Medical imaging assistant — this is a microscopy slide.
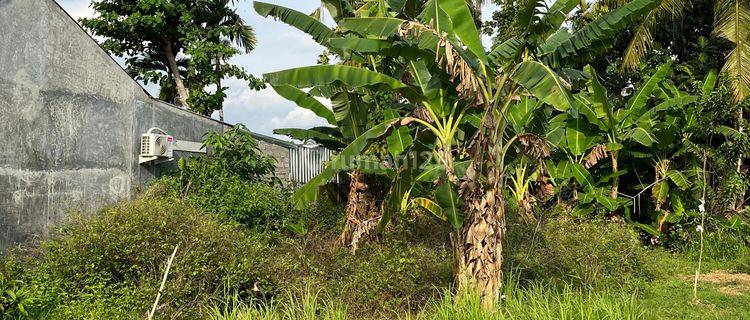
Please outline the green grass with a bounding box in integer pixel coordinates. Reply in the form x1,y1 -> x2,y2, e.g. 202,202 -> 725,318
205,252 -> 750,320
639,250 -> 750,320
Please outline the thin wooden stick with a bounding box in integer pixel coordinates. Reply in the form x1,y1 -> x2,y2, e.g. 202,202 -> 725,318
692,152 -> 707,303
148,244 -> 179,320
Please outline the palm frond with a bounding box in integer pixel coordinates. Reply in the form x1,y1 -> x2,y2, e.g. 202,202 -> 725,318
622,0 -> 688,71
714,0 -> 750,102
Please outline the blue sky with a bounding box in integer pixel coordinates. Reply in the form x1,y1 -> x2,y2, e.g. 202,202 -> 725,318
57,0 -> 499,139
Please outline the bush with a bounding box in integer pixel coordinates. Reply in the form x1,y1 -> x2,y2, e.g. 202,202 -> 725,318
234,215 -> 453,318
160,168 -> 293,230
505,215 -> 651,290
7,186 -> 271,319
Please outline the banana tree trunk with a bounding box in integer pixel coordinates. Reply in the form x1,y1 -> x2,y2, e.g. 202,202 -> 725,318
610,150 -> 619,199
455,165 -> 505,309
733,108 -> 745,212
340,170 -> 382,253
163,38 -> 189,108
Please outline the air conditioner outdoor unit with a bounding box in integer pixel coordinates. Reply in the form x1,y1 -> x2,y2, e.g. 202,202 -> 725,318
139,128 -> 173,164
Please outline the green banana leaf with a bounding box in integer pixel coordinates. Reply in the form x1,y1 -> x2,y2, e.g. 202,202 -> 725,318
513,61 -> 578,115
489,37 -> 525,67
583,65 -> 616,129
265,65 -> 407,90
546,0 -> 659,63
436,182 -> 463,229
701,69 -> 718,101
273,127 -> 346,150
625,62 -> 672,118
436,0 -> 487,64
626,126 -> 657,147
565,116 -> 598,156
271,85 -> 336,125
292,118 -> 401,208
546,113 -> 568,147
339,17 -> 406,39
508,95 -> 541,133
386,126 -> 414,159
570,163 -> 595,191
331,92 -> 368,139
329,37 -> 393,53
254,2 -> 334,46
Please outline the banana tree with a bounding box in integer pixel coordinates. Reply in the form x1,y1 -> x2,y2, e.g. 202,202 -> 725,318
546,62 -> 696,218
256,0 -> 659,308
256,1 -> 423,251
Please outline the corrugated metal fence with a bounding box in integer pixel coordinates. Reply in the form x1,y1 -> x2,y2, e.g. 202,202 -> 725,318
289,145 -> 339,184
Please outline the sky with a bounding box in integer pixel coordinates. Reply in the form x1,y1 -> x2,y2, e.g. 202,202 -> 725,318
56,0 -> 499,139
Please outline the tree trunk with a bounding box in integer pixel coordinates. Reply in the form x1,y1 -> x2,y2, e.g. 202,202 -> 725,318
215,55 -> 224,121
610,151 -> 619,199
162,38 -> 189,108
455,164 -> 505,309
340,170 -> 383,254
732,107 -> 744,212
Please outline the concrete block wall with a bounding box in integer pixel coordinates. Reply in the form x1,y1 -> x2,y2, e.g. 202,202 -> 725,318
0,0 -> 292,249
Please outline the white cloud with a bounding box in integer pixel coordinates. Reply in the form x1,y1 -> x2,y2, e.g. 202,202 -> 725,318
57,0 -> 95,20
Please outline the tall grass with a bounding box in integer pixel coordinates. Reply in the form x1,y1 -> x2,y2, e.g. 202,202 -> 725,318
208,277 -> 644,320
206,283 -> 348,320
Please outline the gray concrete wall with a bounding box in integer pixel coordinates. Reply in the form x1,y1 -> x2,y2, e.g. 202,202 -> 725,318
0,0 -> 291,249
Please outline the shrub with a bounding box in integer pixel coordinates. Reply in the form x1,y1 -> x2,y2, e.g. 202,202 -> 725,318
505,215 -> 651,289
200,124 -> 276,181
252,216 -> 454,318
160,169 -> 293,230
9,186 -> 271,319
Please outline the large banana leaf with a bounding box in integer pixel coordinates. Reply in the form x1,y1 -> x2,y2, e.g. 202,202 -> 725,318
701,69 -> 718,101
421,0 -> 454,33
570,163 -> 595,192
273,128 -> 346,150
320,0 -> 355,22
513,61 -> 578,115
265,65 -> 407,90
292,119 -> 400,208
271,85 -> 336,125
540,0 -> 581,33
546,113 -> 568,147
254,2 -> 334,46
583,65 -> 615,129
626,126 -> 657,147
508,95 -> 541,133
625,62 -> 672,117
636,95 -> 698,124
488,37 -> 526,67
436,182 -> 462,229
566,116 -> 598,156
436,0 -> 488,64
339,17 -> 406,39
386,126 -> 414,159
329,37 -> 393,53
546,0 -> 659,64
331,92 -> 368,139
408,60 -> 442,106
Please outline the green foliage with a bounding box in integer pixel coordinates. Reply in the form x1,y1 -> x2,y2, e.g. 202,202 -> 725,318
4,187 -> 270,319
81,0 -> 264,114
200,124 -> 277,180
505,216 -> 651,290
